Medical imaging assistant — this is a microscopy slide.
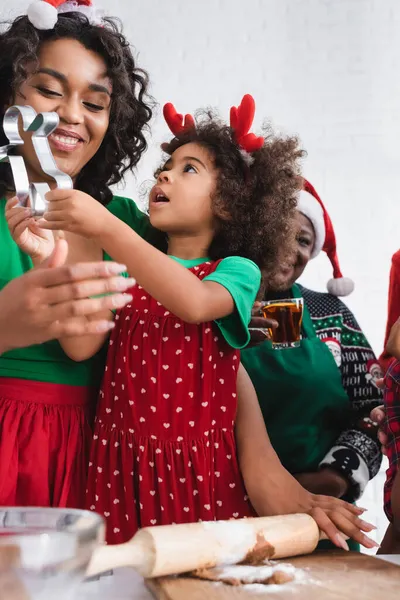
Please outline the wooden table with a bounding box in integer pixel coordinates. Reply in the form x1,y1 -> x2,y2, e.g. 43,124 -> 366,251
78,553 -> 400,599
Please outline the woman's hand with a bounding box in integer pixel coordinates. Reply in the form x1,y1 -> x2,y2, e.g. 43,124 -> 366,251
248,301 -> 278,347
295,468 -> 349,498
5,197 -> 55,264
39,189 -> 111,240
0,239 -> 133,354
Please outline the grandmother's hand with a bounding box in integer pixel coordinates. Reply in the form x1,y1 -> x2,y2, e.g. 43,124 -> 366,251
247,301 -> 278,347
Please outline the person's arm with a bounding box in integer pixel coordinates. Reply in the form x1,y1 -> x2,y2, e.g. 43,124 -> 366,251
235,363 -> 316,516
383,362 -> 400,550
40,190 -> 261,324
60,196 -> 154,361
380,250 -> 400,372
386,318 -> 400,361
0,239 -> 133,353
235,364 -> 377,550
60,253 -> 260,361
378,368 -> 400,554
317,302 -> 383,501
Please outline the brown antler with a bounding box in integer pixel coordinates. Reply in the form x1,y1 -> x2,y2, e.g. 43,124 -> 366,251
163,103 -> 195,137
230,94 -> 264,153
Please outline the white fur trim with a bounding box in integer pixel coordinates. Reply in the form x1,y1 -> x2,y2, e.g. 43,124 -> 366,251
27,1 -> 58,30
327,276 -> 355,297
58,2 -> 104,25
297,189 -> 325,258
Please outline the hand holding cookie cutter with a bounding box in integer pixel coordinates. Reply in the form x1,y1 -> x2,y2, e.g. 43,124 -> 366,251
0,105 -> 73,216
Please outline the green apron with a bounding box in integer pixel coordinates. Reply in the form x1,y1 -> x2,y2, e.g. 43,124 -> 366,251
241,284 -> 358,551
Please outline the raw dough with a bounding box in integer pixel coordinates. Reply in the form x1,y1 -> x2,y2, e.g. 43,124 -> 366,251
191,563 -> 298,586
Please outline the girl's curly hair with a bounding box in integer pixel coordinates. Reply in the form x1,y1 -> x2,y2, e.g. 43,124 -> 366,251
160,112 -> 305,274
0,12 -> 153,204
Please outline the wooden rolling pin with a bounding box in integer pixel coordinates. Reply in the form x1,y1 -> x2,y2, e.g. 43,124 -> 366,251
86,513 -> 320,579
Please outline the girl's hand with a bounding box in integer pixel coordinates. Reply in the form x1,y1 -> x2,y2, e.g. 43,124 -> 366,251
5,197 -> 55,264
308,494 -> 378,550
39,189 -> 110,240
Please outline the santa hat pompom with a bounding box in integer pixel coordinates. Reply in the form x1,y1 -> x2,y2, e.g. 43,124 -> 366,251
327,276 -> 355,297
297,180 -> 355,297
27,0 -> 59,30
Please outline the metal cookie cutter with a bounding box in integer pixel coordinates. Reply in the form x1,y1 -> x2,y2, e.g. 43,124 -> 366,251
0,105 -> 73,216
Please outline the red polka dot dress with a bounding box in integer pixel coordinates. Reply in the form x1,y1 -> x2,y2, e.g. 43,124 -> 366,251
86,260 -> 256,543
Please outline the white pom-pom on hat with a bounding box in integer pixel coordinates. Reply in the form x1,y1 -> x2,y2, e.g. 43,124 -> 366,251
27,0 -> 98,31
297,180 -> 355,297
327,276 -> 354,297
27,0 -> 59,30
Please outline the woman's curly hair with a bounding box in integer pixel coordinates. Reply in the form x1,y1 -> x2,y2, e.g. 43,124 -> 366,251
160,111 -> 305,274
0,12 -> 153,204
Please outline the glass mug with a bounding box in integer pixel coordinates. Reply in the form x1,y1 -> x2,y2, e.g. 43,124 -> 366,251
249,298 -> 304,349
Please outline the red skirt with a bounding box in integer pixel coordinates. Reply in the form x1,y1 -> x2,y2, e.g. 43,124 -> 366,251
0,377 -> 95,508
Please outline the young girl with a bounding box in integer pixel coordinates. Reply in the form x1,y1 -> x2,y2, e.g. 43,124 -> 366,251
39,96 -> 376,550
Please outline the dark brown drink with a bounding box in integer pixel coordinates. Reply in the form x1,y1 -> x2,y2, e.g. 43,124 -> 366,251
261,299 -> 303,348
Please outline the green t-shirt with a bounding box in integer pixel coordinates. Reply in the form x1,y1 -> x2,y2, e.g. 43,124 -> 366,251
0,195 -> 153,386
171,256 -> 261,349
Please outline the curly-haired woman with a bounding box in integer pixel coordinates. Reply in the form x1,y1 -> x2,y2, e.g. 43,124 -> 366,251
0,4 -> 158,508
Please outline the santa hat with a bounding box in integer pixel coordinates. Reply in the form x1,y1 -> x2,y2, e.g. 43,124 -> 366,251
297,179 -> 355,297
27,0 -> 102,31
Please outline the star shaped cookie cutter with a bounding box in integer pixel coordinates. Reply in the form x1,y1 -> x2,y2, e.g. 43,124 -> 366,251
0,105 -> 73,216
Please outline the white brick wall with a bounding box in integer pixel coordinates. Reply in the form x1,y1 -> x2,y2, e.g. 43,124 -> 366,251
6,0 -> 398,547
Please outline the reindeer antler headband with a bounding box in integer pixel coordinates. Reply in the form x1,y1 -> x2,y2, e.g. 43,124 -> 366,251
163,94 -> 264,165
